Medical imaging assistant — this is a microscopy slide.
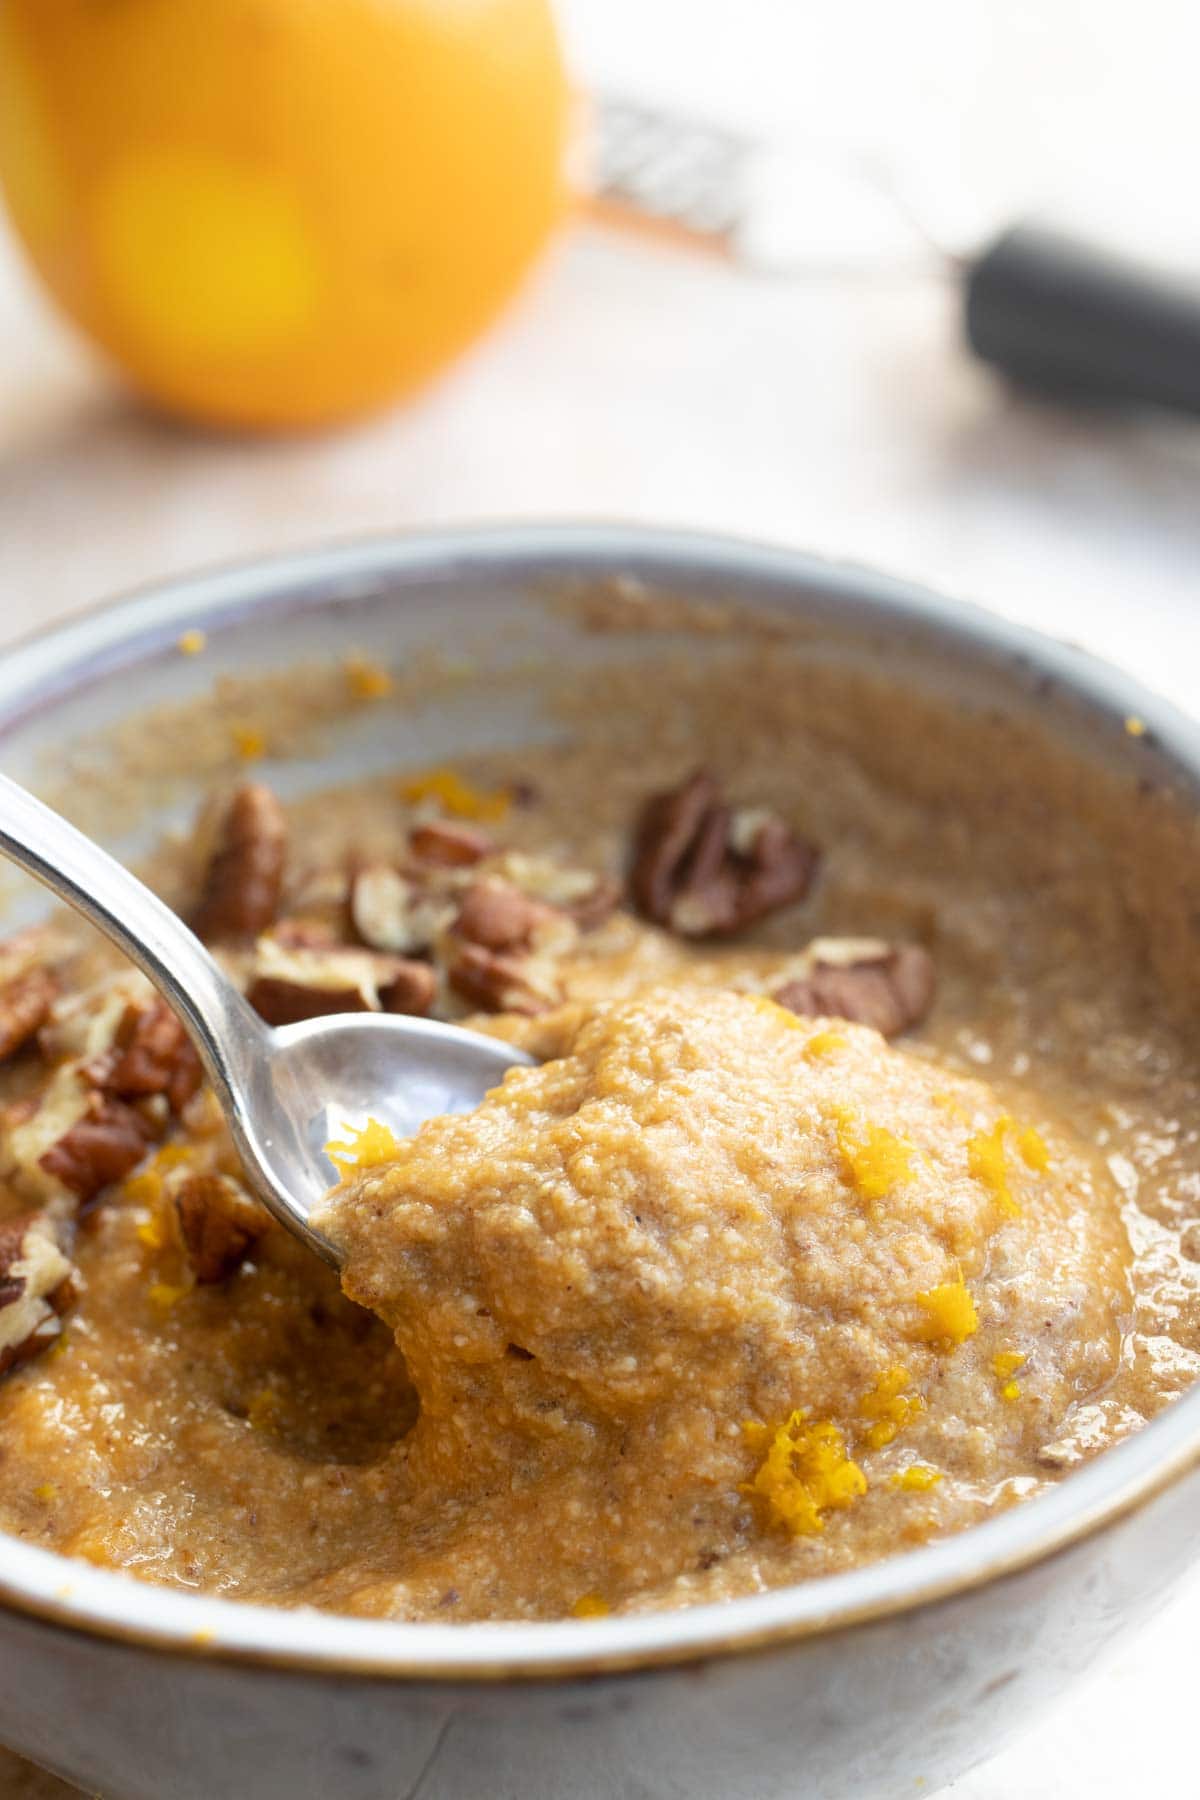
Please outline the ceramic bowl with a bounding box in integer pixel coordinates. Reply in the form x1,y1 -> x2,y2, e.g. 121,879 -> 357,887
0,524 -> 1197,1800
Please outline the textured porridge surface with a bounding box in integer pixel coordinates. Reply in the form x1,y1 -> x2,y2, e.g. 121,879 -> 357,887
0,639 -> 1197,1620
318,988 -> 1128,1617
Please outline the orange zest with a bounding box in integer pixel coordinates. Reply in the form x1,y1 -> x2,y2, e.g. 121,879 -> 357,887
325,1117 -> 403,1177
400,767 -> 511,823
859,1365 -> 925,1450
833,1106 -> 913,1203
915,1275 -> 978,1348
743,1412 -> 867,1536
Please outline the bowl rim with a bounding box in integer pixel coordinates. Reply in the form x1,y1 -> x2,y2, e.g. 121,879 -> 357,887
1,517 -> 1199,1684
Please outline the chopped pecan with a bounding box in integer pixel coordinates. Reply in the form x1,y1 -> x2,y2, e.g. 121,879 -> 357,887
0,966 -> 58,1063
408,820 -> 493,867
38,1094 -> 158,1202
771,939 -> 935,1038
497,853 -> 622,931
630,769 -> 715,923
630,770 -> 818,938
349,865 -> 454,956
445,876 -> 575,1015
567,873 -> 623,932
247,942 -> 436,1025
0,1095 -> 38,1135
0,1211 -> 75,1375
453,877 -> 560,952
175,1172 -> 270,1283
379,961 -> 439,1017
0,1215 -> 30,1310
36,974 -> 143,1067
194,783 -> 287,942
0,926 -> 60,988
447,943 -> 561,1016
270,918 -> 341,952
85,1000 -> 202,1115
279,862 -> 350,918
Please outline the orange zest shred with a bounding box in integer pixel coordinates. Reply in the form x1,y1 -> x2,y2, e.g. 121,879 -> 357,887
152,1144 -> 196,1170
147,1280 -> 190,1311
231,725 -> 267,763
571,1592 -> 610,1619
400,766 -> 511,822
966,1117 -> 1020,1219
135,1215 -> 168,1251
832,1106 -> 913,1202
803,1028 -> 847,1061
747,995 -> 803,1029
859,1364 -> 925,1450
123,1168 -> 164,1206
344,653 -> 393,700
325,1116 -> 403,1177
890,1464 -> 943,1493
1016,1126 -> 1049,1173
993,1349 -> 1026,1401
915,1274 -> 979,1348
743,1412 -> 867,1536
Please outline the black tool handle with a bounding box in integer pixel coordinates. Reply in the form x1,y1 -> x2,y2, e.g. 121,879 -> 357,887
964,222 -> 1200,417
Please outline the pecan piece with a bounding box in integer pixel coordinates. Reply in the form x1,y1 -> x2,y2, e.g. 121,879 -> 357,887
380,961 -> 439,1017
270,918 -> 341,952
497,853 -> 622,931
38,1094 -> 158,1202
0,926 -> 61,988
36,974 -> 143,1067
194,783 -> 287,941
0,966 -> 58,1063
446,877 -> 573,1015
175,1172 -> 270,1283
630,770 -> 818,938
568,873 -> 623,932
246,942 -> 436,1025
349,865 -> 454,957
447,943 -> 561,1016
0,1215 -> 34,1310
771,939 -> 935,1038
85,1000 -> 202,1115
453,877 -> 560,951
0,1212 -> 75,1375
409,820 -> 493,867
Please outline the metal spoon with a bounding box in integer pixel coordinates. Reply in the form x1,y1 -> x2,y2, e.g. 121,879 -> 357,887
0,775 -> 531,1266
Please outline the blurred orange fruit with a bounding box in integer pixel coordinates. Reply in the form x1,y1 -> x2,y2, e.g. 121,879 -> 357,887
0,0 -> 568,430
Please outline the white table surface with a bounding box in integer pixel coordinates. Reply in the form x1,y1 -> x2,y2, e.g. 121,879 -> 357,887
2,4 -> 1200,1793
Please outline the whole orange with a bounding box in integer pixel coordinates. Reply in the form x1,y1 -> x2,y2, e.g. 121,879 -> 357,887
0,0 -> 568,429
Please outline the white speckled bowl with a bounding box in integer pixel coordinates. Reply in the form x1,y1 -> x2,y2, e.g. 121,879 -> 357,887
0,524 -> 1197,1800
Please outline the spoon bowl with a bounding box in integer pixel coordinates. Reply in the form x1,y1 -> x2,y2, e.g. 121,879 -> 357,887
0,773 -> 531,1264
236,1011 -> 531,1263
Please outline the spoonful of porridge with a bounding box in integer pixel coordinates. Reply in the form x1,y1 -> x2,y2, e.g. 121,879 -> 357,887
0,774 -> 530,1266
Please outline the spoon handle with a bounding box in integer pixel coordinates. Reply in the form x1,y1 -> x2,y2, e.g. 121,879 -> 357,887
0,773 -> 268,1099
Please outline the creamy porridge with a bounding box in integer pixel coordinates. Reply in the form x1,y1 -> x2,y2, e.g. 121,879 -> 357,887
0,642 -> 1196,1622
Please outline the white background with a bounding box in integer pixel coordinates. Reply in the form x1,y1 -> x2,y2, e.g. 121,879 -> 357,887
2,2 -> 1200,1793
